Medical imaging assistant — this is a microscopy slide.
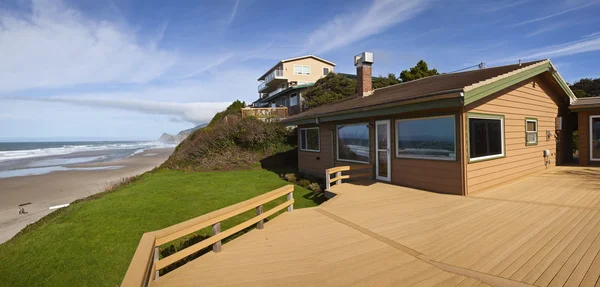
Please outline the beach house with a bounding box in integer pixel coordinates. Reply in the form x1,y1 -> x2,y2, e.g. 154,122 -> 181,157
251,55 -> 336,115
282,52 -> 597,196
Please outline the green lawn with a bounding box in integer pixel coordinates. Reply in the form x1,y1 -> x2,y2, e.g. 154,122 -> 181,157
0,169 -> 322,287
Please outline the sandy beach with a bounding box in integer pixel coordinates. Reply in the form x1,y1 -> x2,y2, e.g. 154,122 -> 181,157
0,148 -> 173,243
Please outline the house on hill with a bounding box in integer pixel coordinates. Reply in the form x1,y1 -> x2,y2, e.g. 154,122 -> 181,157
251,55 -> 336,115
282,52 -> 597,196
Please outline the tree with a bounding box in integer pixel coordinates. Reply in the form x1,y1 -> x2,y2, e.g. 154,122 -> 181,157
303,73 -> 356,109
400,60 -> 439,82
570,78 -> 600,98
372,73 -> 401,89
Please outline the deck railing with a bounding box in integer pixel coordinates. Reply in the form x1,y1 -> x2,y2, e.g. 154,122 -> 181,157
325,165 -> 373,191
121,185 -> 295,287
241,107 -> 288,121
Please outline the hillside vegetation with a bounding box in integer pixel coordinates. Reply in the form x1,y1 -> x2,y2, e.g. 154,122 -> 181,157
163,101 -> 295,171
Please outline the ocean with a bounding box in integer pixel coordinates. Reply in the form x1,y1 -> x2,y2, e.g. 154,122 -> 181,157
0,141 -> 175,179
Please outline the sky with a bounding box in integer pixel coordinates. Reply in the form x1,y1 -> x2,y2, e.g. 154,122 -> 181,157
0,0 -> 599,141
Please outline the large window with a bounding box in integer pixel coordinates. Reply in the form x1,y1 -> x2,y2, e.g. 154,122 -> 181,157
300,128 -> 320,152
526,118 -> 538,145
469,114 -> 505,162
290,94 -> 298,106
337,123 -> 370,163
396,115 -> 456,160
294,65 -> 311,75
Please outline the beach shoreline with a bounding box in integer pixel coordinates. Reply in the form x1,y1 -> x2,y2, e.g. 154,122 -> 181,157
0,148 -> 173,244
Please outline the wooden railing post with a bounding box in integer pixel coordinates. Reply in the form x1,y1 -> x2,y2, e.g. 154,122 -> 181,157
153,246 -> 160,280
256,205 -> 264,229
336,171 -> 342,185
212,222 -> 222,253
287,192 -> 293,212
325,171 -> 331,191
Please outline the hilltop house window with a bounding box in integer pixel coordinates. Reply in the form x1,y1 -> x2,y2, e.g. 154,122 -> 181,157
294,65 -> 311,75
469,114 -> 505,162
323,67 -> 330,75
526,118 -> 538,145
337,123 -> 370,163
290,94 -> 298,106
300,127 -> 320,152
396,115 -> 456,161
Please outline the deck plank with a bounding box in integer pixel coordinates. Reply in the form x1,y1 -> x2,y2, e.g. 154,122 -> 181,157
148,166 -> 600,287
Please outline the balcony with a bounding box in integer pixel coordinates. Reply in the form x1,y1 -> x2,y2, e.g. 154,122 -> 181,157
257,70 -> 285,92
241,107 -> 288,122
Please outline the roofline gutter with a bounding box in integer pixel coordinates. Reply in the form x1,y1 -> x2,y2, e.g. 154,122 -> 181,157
282,90 -> 463,126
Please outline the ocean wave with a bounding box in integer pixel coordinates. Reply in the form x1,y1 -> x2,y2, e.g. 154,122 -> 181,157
0,142 -> 175,162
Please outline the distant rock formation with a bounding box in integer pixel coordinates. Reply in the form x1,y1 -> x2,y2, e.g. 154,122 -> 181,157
158,123 -> 207,144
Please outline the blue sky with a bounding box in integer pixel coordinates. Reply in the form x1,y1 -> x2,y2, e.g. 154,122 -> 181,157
0,0 -> 599,141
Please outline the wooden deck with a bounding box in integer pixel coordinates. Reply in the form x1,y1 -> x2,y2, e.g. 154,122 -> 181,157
152,166 -> 600,287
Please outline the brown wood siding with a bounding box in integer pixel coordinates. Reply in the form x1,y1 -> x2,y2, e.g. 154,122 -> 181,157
297,123 -> 335,177
465,77 -> 566,194
297,108 -> 464,195
390,110 -> 463,195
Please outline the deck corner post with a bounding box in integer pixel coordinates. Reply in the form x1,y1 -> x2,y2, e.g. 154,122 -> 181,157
153,246 -> 160,280
256,205 -> 264,229
336,171 -> 342,185
325,171 -> 331,191
212,222 -> 222,253
287,191 -> 293,212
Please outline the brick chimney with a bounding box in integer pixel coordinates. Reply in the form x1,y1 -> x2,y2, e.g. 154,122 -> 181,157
355,52 -> 374,97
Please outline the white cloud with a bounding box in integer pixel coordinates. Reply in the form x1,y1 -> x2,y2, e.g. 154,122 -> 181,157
10,96 -> 230,124
508,2 -> 595,27
491,34 -> 600,64
303,0 -> 429,54
478,0 -> 530,13
228,0 -> 240,25
0,0 -> 179,92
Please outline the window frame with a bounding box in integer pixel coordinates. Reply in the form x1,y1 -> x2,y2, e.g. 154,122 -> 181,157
299,127 -> 320,153
591,115 -> 600,162
525,117 -> 538,146
395,115 -> 457,161
336,123 -> 370,164
289,93 -> 298,107
294,65 -> 311,75
467,113 -> 506,163
323,67 -> 330,75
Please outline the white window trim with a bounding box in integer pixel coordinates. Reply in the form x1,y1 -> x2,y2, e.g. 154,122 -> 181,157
469,115 -> 505,163
336,123 -> 370,164
591,115 -> 600,162
395,115 -> 457,161
294,65 -> 311,75
526,118 -> 538,145
300,127 -> 320,152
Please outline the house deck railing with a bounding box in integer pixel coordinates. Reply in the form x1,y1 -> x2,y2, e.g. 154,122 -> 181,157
121,185 -> 294,287
241,107 -> 288,121
325,165 -> 373,191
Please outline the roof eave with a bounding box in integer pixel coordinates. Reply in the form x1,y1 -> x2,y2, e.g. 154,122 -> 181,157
282,91 -> 463,126
463,60 -> 577,106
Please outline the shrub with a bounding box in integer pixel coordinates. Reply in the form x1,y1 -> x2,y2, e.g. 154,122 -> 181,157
163,115 -> 294,171
297,179 -> 311,188
283,173 -> 297,183
307,182 -> 322,193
